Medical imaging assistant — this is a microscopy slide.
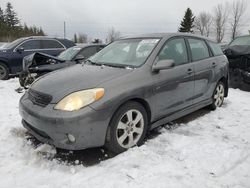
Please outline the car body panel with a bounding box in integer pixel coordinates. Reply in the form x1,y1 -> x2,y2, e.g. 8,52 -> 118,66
224,35 -> 250,89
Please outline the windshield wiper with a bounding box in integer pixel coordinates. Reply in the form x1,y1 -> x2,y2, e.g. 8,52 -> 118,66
82,59 -> 101,66
98,62 -> 128,69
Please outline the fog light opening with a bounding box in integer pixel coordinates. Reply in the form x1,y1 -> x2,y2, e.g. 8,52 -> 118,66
67,134 -> 76,143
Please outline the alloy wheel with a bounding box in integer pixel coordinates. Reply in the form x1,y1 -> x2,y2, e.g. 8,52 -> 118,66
116,109 -> 144,148
214,83 -> 225,107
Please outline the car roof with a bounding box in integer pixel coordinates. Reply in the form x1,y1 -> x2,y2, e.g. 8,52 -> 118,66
120,33 -> 215,42
75,43 -> 106,48
18,36 -> 76,48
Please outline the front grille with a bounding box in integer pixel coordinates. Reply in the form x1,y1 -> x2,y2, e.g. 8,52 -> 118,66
28,89 -> 52,107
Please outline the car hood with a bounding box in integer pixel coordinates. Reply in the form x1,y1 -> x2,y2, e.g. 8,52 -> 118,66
224,45 -> 250,58
31,64 -> 134,103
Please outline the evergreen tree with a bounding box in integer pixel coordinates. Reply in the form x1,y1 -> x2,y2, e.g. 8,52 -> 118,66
4,2 -> 19,27
0,7 -> 4,24
178,8 -> 195,33
0,7 -> 6,39
0,3 -> 45,41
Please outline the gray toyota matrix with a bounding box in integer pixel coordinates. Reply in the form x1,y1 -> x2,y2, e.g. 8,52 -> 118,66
19,33 -> 229,154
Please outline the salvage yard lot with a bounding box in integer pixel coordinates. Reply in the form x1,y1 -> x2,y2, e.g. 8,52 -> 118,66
0,79 -> 250,188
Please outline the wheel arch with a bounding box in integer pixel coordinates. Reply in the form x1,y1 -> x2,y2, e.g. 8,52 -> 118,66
110,97 -> 152,126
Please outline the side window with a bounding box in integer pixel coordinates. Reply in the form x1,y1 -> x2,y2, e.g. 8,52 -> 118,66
19,40 -> 41,50
188,38 -> 210,61
42,40 -> 64,49
208,41 -> 223,56
157,38 -> 188,66
79,47 -> 97,58
97,45 -> 105,52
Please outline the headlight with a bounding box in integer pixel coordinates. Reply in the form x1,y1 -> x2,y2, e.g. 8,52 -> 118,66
54,88 -> 104,111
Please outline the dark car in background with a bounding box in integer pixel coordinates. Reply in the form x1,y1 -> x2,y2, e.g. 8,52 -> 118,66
19,33 -> 229,154
0,36 -> 75,80
19,44 -> 106,88
224,35 -> 250,90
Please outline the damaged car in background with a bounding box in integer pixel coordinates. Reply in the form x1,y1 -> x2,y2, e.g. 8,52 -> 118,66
19,44 -> 106,88
224,35 -> 250,91
0,36 -> 75,80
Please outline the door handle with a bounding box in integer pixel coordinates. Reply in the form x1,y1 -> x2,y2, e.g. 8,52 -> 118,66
187,68 -> 193,75
212,62 -> 217,68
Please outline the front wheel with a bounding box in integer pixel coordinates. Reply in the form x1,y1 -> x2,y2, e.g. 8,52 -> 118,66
105,102 -> 148,154
0,63 -> 9,80
209,81 -> 225,110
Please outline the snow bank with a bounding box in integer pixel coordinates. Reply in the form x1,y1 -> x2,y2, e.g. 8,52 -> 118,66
0,79 -> 249,188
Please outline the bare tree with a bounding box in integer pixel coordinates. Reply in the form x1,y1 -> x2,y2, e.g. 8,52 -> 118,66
214,3 -> 228,43
229,0 -> 247,40
194,11 -> 213,37
106,27 -> 120,43
78,33 -> 88,43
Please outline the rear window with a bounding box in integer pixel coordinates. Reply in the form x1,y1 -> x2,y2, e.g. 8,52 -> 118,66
188,38 -> 210,61
42,40 -> 64,49
208,41 -> 223,56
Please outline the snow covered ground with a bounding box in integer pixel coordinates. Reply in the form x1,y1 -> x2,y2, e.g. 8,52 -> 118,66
0,79 -> 250,188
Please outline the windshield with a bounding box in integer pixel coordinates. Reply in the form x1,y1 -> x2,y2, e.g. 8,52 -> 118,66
3,38 -> 26,49
229,36 -> 250,46
58,46 -> 82,60
89,38 -> 160,67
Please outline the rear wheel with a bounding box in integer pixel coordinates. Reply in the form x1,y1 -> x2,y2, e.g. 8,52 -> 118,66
209,81 -> 225,110
105,102 -> 148,154
0,62 -> 9,80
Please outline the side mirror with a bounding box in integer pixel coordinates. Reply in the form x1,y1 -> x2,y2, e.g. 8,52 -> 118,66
152,59 -> 174,72
74,55 -> 85,62
16,47 -> 24,53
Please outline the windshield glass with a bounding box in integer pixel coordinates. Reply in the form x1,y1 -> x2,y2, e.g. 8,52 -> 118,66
89,38 -> 160,67
58,46 -> 82,60
229,36 -> 250,46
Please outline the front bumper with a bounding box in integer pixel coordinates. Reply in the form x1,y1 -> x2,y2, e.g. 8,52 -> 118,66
19,92 -> 111,150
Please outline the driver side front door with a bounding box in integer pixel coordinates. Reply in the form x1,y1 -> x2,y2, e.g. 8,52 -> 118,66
153,37 -> 195,120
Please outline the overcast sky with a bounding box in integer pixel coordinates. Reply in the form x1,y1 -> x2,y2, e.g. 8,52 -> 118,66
0,0 -> 249,42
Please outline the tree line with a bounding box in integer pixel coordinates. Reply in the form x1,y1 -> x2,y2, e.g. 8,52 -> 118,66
0,2 -> 45,42
72,27 -> 120,44
178,0 -> 248,43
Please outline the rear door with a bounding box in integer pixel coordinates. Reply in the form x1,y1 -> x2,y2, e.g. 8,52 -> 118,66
41,39 -> 65,56
186,37 -> 214,104
153,37 -> 195,119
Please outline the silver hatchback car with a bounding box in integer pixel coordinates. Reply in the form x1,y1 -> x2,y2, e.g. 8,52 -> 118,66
19,33 -> 229,154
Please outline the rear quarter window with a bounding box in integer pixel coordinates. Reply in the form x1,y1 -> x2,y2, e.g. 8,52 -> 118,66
208,41 -> 224,56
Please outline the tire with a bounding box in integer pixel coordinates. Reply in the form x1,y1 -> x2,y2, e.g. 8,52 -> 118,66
0,62 -> 9,80
19,71 -> 28,87
105,101 -> 148,154
209,81 -> 225,110
19,71 -> 35,89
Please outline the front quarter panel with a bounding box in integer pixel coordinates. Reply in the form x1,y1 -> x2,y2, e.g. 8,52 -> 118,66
89,66 -> 156,123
